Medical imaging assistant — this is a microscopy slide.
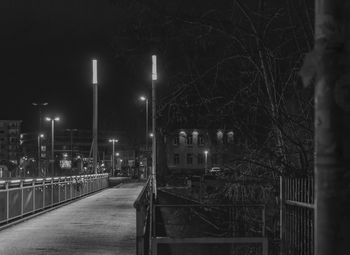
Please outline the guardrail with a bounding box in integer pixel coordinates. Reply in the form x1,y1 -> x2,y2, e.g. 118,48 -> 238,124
134,176 -> 152,255
152,203 -> 268,255
0,174 -> 109,225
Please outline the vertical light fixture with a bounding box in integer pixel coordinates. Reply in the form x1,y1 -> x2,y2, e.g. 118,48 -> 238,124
151,55 -> 157,197
92,59 -> 98,174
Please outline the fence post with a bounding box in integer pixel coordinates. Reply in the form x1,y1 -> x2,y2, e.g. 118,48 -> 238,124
280,175 -> 284,255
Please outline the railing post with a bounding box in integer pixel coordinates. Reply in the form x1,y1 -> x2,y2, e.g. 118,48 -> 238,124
262,205 -> 266,237
32,180 -> 35,212
6,182 -> 9,222
20,180 -> 24,217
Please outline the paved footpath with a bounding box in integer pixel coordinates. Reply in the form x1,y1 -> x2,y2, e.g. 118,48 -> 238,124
0,182 -> 144,255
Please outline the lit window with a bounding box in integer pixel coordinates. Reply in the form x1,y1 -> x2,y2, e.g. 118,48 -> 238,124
217,131 -> 223,143
227,131 -> 234,143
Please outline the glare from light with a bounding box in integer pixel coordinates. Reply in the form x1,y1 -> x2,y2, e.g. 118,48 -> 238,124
39,134 -> 44,138
116,152 -> 120,156
10,180 -> 21,183
54,117 -> 60,121
45,117 -> 51,121
92,59 -> 98,84
149,133 -> 154,137
140,96 -> 146,101
204,150 -> 209,155
152,55 -> 157,80
24,179 -> 33,182
109,139 -> 118,143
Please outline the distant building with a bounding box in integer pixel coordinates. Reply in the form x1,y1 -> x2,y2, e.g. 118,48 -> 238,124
165,129 -> 235,173
0,120 -> 22,164
20,129 -> 136,175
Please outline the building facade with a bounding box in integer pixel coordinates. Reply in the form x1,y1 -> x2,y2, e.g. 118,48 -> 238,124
0,120 -> 22,163
0,120 -> 22,177
165,129 -> 235,173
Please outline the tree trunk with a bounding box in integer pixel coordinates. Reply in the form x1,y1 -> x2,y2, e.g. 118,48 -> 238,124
312,0 -> 350,254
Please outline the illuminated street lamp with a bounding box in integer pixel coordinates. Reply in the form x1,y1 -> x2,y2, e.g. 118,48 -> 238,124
152,55 -> 157,197
204,150 -> 209,174
37,134 -> 44,177
139,96 -> 149,150
109,139 -> 118,176
92,59 -> 98,174
46,116 -> 60,176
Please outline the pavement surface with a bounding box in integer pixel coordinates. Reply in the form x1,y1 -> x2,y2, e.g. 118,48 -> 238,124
0,182 -> 144,255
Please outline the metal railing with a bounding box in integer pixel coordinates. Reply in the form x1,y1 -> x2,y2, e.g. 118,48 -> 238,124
134,176 -> 152,255
281,176 -> 314,255
0,173 -> 109,225
152,203 -> 268,255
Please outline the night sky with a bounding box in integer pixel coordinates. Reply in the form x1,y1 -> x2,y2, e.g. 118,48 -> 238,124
1,0 -> 155,139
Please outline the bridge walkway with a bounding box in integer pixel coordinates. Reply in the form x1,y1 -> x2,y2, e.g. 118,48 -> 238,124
0,182 -> 144,255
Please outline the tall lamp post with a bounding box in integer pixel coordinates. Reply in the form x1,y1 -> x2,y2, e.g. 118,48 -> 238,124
204,150 -> 209,174
139,95 -> 149,178
37,134 -> 44,177
46,117 -> 60,177
151,55 -> 157,197
109,139 -> 118,176
92,59 -> 98,174
66,129 -> 78,161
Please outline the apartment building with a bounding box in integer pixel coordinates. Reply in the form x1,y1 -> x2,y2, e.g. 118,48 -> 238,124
166,129 -> 235,173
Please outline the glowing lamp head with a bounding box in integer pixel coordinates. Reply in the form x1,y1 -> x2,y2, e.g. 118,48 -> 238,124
149,133 -> 154,137
116,153 -> 120,156
204,150 -> 209,155
152,55 -> 157,81
54,117 -> 60,121
140,96 -> 146,101
92,59 -> 98,84
45,117 -> 51,121
39,134 -> 44,138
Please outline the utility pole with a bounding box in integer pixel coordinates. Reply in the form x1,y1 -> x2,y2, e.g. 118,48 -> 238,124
92,59 -> 98,174
300,0 -> 350,253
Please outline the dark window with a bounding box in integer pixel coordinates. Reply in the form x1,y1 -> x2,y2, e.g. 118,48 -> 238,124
197,154 -> 204,165
186,153 -> 193,165
186,135 -> 193,145
198,135 -> 204,146
173,135 -> 179,145
173,154 -> 180,165
212,154 -> 218,165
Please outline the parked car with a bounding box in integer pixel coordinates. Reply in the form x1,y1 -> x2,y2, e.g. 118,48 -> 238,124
209,167 -> 222,175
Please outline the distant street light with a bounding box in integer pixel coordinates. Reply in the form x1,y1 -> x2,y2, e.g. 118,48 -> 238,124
46,116 -> 60,176
204,150 -> 209,174
109,139 -> 118,176
37,134 -> 44,177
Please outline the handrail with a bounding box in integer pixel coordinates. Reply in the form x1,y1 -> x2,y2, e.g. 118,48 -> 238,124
0,173 -> 109,225
134,176 -> 151,209
134,176 -> 152,255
